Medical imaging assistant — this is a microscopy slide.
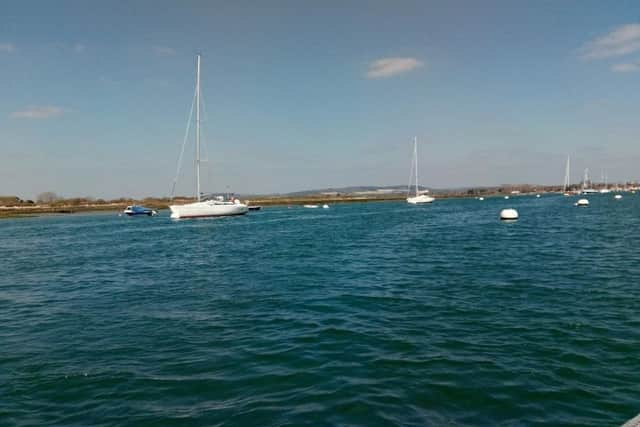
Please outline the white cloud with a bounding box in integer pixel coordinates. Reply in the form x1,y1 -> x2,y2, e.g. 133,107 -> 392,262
581,23 -> 640,60
153,46 -> 176,56
611,62 -> 640,73
366,57 -> 424,79
10,106 -> 66,119
0,43 -> 16,53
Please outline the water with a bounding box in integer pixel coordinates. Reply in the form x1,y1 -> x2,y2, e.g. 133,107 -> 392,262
2,195 -> 640,426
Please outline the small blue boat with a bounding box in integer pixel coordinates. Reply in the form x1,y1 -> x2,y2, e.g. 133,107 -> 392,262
123,205 -> 157,216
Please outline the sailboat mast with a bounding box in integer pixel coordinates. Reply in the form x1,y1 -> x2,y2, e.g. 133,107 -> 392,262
583,168 -> 589,190
414,136 -> 419,197
196,54 -> 201,202
563,155 -> 570,192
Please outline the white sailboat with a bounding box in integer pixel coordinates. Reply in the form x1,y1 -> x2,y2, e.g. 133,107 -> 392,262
406,136 -> 434,204
169,54 -> 248,219
599,170 -> 611,193
581,168 -> 598,194
563,155 -> 571,196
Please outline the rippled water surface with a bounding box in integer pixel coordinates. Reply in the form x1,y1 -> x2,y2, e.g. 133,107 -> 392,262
2,195 -> 640,426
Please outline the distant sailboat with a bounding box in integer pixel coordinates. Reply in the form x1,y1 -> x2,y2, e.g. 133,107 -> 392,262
599,170 -> 611,193
406,136 -> 434,204
169,54 -> 248,219
563,155 -> 571,196
581,168 -> 598,195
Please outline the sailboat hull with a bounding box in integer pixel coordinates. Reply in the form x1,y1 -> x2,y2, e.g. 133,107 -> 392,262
407,195 -> 435,204
169,201 -> 248,219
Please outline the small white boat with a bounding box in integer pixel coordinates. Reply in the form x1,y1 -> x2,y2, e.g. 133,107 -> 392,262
322,204 -> 329,209
303,204 -> 319,209
614,194 -> 622,200
123,205 -> 157,216
576,198 -> 589,207
406,136 -> 435,204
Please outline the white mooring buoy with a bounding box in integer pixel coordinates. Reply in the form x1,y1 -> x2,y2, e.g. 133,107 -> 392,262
576,198 -> 589,207
500,208 -> 519,221
479,197 -> 485,201
614,194 -> 622,200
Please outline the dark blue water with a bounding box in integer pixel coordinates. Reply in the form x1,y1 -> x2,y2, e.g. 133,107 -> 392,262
2,195 -> 640,426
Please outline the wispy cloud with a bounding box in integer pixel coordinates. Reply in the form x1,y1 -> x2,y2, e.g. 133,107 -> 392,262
10,106 -> 66,119
153,46 -> 176,56
0,43 -> 16,53
366,57 -> 424,79
581,23 -> 640,60
611,62 -> 640,73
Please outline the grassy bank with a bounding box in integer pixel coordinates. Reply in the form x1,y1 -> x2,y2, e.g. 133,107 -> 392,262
0,191 -> 557,219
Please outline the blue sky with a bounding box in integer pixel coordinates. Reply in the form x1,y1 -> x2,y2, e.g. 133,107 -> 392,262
2,0 -> 640,199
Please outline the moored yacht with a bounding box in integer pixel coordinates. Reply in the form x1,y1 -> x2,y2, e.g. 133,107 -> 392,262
407,136 -> 435,204
123,205 -> 157,216
581,168 -> 598,194
169,54 -> 248,219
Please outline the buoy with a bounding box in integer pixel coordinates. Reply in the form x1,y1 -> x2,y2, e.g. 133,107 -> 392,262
614,194 -> 622,200
536,194 -> 541,198
576,198 -> 589,207
500,208 -> 519,221
504,196 -> 509,200
479,197 -> 484,201
322,204 -> 329,209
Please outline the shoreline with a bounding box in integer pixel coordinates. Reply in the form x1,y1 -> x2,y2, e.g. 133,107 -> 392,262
0,192 -> 561,219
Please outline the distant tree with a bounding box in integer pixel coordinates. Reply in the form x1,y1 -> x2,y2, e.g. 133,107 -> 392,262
37,192 -> 60,204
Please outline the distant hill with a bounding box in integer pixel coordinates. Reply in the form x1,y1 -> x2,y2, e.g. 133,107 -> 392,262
281,185 -> 407,197
236,183 -> 558,199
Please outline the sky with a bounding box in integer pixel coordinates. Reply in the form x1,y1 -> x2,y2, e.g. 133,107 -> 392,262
1,0 -> 640,199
